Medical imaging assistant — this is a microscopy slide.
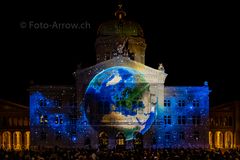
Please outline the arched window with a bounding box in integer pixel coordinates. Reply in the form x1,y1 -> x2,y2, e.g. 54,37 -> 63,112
215,131 -> 223,148
116,132 -> 126,147
13,131 -> 22,151
98,131 -> 109,149
225,131 -> 233,148
24,131 -> 30,150
2,131 -> 11,150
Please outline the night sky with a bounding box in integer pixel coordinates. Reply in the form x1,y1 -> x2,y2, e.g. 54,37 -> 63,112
1,1 -> 239,107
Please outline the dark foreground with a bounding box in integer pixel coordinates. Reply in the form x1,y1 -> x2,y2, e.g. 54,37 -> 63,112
1,148 -> 240,160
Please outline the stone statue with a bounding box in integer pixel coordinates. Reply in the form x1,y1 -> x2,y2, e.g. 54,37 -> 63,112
158,63 -> 165,72
113,37 -> 128,57
116,37 -> 128,55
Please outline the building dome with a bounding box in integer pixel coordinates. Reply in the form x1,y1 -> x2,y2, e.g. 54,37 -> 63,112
97,20 -> 144,37
95,4 -> 146,64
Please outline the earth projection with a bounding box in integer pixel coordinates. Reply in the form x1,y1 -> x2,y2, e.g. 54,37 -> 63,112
84,66 -> 155,140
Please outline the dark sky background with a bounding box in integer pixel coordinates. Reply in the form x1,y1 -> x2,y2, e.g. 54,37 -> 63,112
1,1 -> 239,107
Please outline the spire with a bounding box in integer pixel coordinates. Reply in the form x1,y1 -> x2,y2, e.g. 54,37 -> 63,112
114,3 -> 126,20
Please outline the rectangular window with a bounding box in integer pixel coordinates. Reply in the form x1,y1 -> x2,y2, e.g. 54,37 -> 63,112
192,116 -> 201,125
70,114 -> 77,125
178,100 -> 185,107
193,131 -> 200,141
168,116 -> 171,124
164,116 -> 171,124
55,115 -> 63,124
179,132 -> 185,140
56,131 -> 62,140
40,131 -> 46,141
44,115 -> 48,124
55,115 -> 59,124
164,100 -> 171,107
178,116 -> 186,125
165,132 -> 171,140
39,99 -> 47,107
192,116 -> 196,125
193,100 -> 200,107
59,115 -> 63,124
117,139 -> 125,145
154,119 -> 161,125
58,100 -> 62,107
197,116 -> 201,125
182,116 -> 186,124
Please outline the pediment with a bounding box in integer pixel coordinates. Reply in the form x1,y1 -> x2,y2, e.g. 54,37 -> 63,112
75,56 -> 167,85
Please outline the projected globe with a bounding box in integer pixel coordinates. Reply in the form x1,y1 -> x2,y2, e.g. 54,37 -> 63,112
84,66 -> 155,140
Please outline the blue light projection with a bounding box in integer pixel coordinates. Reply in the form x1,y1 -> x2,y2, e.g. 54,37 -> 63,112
83,66 -> 155,140
154,86 -> 210,148
30,92 -> 78,143
30,81 -> 209,148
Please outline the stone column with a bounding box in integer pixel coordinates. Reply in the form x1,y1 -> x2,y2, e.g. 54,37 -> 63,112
212,131 -> 215,148
223,131 -> 225,148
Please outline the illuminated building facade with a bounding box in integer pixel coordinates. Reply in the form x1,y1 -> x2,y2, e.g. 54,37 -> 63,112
0,100 -> 30,151
209,101 -> 240,149
30,5 -> 210,149
29,86 -> 77,148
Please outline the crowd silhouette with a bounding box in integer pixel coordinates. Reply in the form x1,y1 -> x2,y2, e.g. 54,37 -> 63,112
1,147 -> 240,160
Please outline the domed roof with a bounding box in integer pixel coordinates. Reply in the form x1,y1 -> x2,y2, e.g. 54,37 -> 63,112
97,20 -> 144,37
97,4 -> 144,37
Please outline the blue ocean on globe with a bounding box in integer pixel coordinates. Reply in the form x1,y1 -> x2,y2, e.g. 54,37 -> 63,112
84,66 -> 155,140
